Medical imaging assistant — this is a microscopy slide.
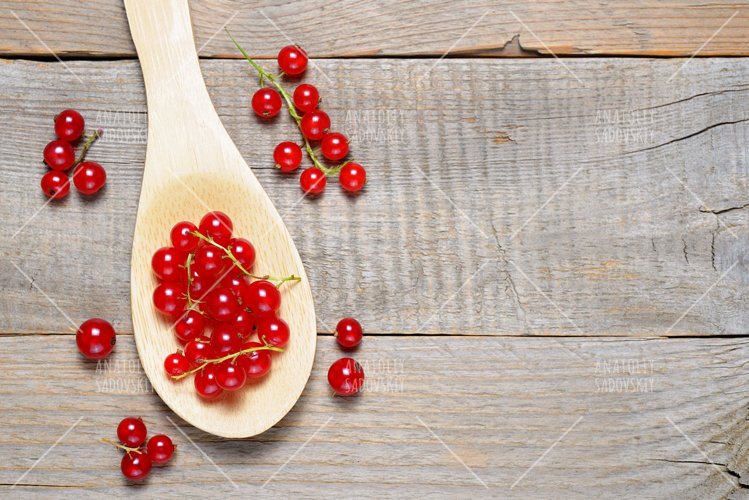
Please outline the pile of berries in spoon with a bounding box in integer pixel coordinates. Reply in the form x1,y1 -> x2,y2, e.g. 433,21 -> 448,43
226,30 -> 367,195
153,211 -> 300,399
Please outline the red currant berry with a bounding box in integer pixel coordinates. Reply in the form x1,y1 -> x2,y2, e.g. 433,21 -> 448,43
193,245 -> 225,278
170,221 -> 199,252
188,273 -> 216,301
194,364 -> 223,399
273,142 -> 303,172
228,237 -> 255,270
278,45 -> 308,76
328,357 -> 365,396
236,342 -> 272,379
339,163 -> 366,193
210,324 -> 243,355
252,88 -> 283,118
293,84 -> 319,113
72,161 -> 106,195
151,246 -> 186,282
153,281 -> 187,316
164,352 -> 190,377
219,272 -> 249,299
117,417 -> 148,447
215,360 -> 247,391
199,211 -> 233,246
300,110 -> 330,141
174,310 -> 205,343
121,450 -> 152,481
40,171 -> 70,199
320,132 -> 349,161
76,318 -> 116,359
300,167 -> 326,195
204,287 -> 239,322
335,317 -> 363,349
54,109 -> 85,141
257,316 -> 290,348
43,140 -> 75,171
146,434 -> 175,464
184,337 -> 214,367
230,308 -> 256,336
242,280 -> 281,316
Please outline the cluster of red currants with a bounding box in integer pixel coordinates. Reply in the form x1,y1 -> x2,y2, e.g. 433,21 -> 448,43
328,318 -> 366,396
153,211 -> 299,399
101,417 -> 174,481
227,30 -> 367,195
41,109 -> 106,199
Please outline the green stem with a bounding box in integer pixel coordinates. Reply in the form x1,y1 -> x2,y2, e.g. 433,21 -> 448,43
171,344 -> 284,380
183,253 -> 202,312
74,129 -> 102,166
100,437 -> 141,456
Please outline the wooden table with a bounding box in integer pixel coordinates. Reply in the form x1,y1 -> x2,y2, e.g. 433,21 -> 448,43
2,2 -> 749,497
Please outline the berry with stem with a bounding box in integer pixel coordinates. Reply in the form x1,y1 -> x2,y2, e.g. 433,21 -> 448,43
171,343 -> 282,380
121,450 -> 152,480
43,140 -> 75,171
194,364 -> 223,399
204,287 -> 239,322
54,109 -> 85,141
153,281 -> 187,316
174,310 -> 205,343
236,342 -> 273,379
321,132 -> 349,161
300,110 -> 330,141
273,142 -> 303,172
242,279 -> 282,316
339,162 -> 367,193
277,45 -> 308,76
73,161 -> 106,195
252,88 -> 283,118
198,211 -> 233,246
40,171 -> 70,199
151,246 -> 186,282
292,83 -> 319,114
227,237 -> 256,271
257,316 -> 290,348
164,352 -> 190,377
300,167 -> 326,194
210,324 -> 243,355
184,337 -> 215,367
215,360 -> 247,391
117,417 -> 148,447
170,221 -> 200,252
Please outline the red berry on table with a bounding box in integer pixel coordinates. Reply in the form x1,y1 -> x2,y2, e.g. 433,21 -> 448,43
146,434 -> 175,464
277,45 -> 308,76
76,318 -> 116,359
153,281 -> 187,316
242,279 -> 281,316
300,109 -> 330,140
40,171 -> 70,199
293,83 -> 319,113
184,337 -> 214,367
193,245 -> 225,278
43,140 -> 75,171
210,324 -> 243,355
237,342 -> 272,378
54,109 -> 85,142
300,167 -> 326,194
328,357 -> 365,396
194,364 -> 223,399
198,211 -> 233,246
151,246 -> 186,282
164,352 -> 190,377
174,310 -> 205,343
320,132 -> 349,161
204,287 -> 239,322
252,87 -> 283,118
117,417 -> 148,447
339,163 -> 366,193
227,237 -> 255,270
121,450 -> 152,481
215,360 -> 247,391
273,142 -> 303,172
257,316 -> 290,348
170,221 -> 199,252
335,317 -> 363,349
72,161 -> 106,195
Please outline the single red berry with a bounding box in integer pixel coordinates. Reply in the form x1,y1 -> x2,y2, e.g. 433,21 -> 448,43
257,316 -> 290,348
43,140 -> 75,171
188,273 -> 218,302
328,357 -> 365,396
170,221 -> 199,252
339,163 -> 366,193
204,287 -> 239,322
164,352 -> 190,377
121,450 -> 152,481
210,324 -> 243,355
293,84 -> 319,113
227,237 -> 255,271
335,317 -> 363,349
230,308 -> 256,336
219,272 -> 249,299
146,434 -> 175,464
151,246 -> 186,282
198,211 -> 233,246
40,171 -> 71,199
117,417 -> 148,447
236,342 -> 272,379
54,109 -> 85,141
72,161 -> 106,195
321,132 -> 349,161
193,245 -> 225,278
273,142 -> 303,172
76,318 -> 116,359
300,110 -> 330,140
252,88 -> 283,118
277,45 -> 308,76
153,281 -> 187,316
241,280 -> 281,316
174,310 -> 205,343
215,360 -> 247,391
184,337 -> 214,367
194,364 -> 223,399
300,167 -> 326,194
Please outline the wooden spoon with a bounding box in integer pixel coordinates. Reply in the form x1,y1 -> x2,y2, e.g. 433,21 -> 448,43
124,0 -> 316,438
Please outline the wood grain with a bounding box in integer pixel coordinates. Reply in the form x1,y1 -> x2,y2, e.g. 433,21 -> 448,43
2,1 -> 749,58
0,335 -> 747,497
2,57 -> 748,336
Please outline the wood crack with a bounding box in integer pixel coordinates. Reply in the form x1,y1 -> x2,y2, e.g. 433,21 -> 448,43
625,118 -> 749,155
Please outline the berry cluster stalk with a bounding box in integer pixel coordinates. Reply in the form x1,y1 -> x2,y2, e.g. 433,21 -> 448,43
171,344 -> 284,380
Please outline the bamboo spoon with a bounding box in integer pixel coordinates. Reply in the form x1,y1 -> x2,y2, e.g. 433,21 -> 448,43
124,0 -> 316,438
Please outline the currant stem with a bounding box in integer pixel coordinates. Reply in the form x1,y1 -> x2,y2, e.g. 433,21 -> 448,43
171,344 -> 284,380
74,129 -> 102,166
183,253 -> 202,312
100,438 -> 141,455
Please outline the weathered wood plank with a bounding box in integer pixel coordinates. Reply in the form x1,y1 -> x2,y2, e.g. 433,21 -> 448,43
2,1 -> 749,58
1,58 -> 748,336
0,335 -> 747,497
